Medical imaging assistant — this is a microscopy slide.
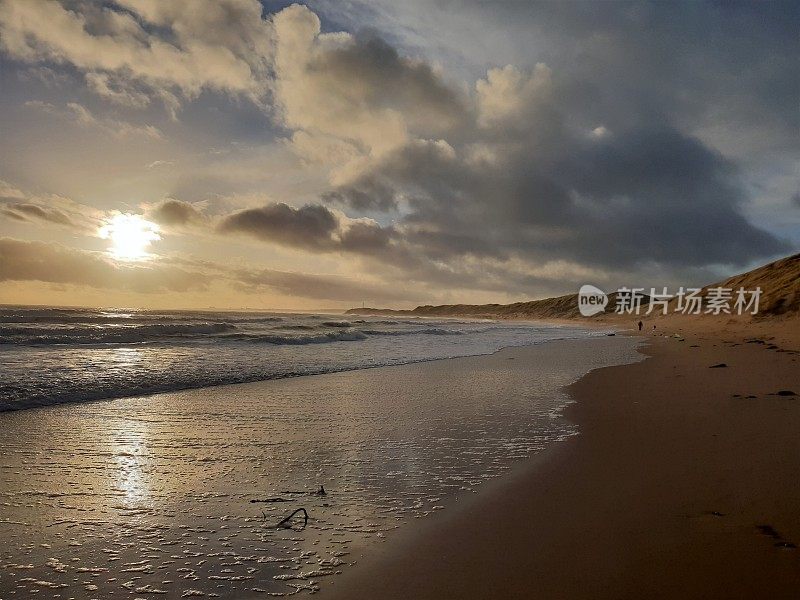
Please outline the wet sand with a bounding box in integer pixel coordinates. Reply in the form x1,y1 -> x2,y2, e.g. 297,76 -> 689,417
326,318 -> 800,599
0,335 -> 638,598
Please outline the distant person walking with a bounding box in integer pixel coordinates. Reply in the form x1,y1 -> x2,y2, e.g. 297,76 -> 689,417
638,320 -> 643,331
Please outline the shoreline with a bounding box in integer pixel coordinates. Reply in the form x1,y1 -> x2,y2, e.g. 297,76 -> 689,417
324,319 -> 800,599
0,319 -> 612,413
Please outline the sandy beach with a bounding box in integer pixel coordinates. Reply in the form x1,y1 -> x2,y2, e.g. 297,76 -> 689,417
1,316 -> 798,598
1,313 -> 797,599
326,317 -> 800,599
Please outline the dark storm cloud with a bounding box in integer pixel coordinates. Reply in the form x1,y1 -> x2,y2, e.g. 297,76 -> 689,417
217,201 -> 399,255
321,75 -> 788,284
308,32 -> 469,134
402,229 -> 507,261
338,220 -> 395,252
545,128 -> 786,266
217,203 -> 340,250
401,0 -> 799,149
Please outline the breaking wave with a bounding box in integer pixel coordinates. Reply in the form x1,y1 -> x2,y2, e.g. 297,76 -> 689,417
0,322 -> 238,345
0,306 -> 604,411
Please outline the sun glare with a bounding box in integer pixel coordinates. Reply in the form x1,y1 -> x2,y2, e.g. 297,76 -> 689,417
99,213 -> 161,261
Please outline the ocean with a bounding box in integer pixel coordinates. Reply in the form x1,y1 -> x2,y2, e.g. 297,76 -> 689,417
0,305 -> 610,411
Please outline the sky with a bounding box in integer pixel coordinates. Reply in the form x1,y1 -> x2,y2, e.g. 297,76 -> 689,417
0,0 -> 797,310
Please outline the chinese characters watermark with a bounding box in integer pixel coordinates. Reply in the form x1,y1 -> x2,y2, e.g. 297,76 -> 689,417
578,285 -> 761,317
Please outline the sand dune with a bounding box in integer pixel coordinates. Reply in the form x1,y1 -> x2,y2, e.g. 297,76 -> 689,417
347,253 -> 799,320
701,252 -> 799,316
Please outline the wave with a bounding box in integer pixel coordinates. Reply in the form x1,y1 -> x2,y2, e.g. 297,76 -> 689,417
321,320 -> 352,328
0,322 -> 237,345
227,316 -> 285,324
221,329 -> 369,345
357,327 -> 464,336
0,310 -> 606,411
0,323 -> 510,346
0,306 -> 533,353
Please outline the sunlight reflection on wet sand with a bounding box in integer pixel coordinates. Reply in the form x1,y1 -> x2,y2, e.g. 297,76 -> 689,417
0,337 -> 640,597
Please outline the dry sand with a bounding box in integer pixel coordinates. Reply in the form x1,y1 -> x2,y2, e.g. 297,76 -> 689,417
326,317 -> 800,599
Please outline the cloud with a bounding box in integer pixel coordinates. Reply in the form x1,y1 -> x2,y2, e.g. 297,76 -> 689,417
17,65 -> 71,87
476,63 -> 553,130
234,267 -> 417,303
24,100 -> 163,139
0,237 -> 208,293
0,2 -> 795,304
271,4 -> 467,165
218,202 -> 339,250
145,199 -> 205,227
0,236 -> 412,304
1,203 -> 77,228
261,4 -> 790,292
0,181 -> 100,232
332,124 -> 787,274
145,250 -> 419,303
85,72 -> 152,109
0,0 -> 272,110
0,180 -> 25,200
321,179 -> 399,212
216,200 -> 396,253
216,201 -> 418,266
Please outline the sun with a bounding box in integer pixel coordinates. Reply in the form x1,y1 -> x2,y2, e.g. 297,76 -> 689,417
99,213 -> 161,261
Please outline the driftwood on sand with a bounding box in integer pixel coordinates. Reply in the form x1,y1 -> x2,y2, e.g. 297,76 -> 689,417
274,507 -> 308,529
253,486 -> 325,529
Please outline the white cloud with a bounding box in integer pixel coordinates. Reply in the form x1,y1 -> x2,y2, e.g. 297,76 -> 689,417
0,180 -> 103,232
0,0 -> 272,109
475,63 -> 552,128
271,4 -> 466,168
